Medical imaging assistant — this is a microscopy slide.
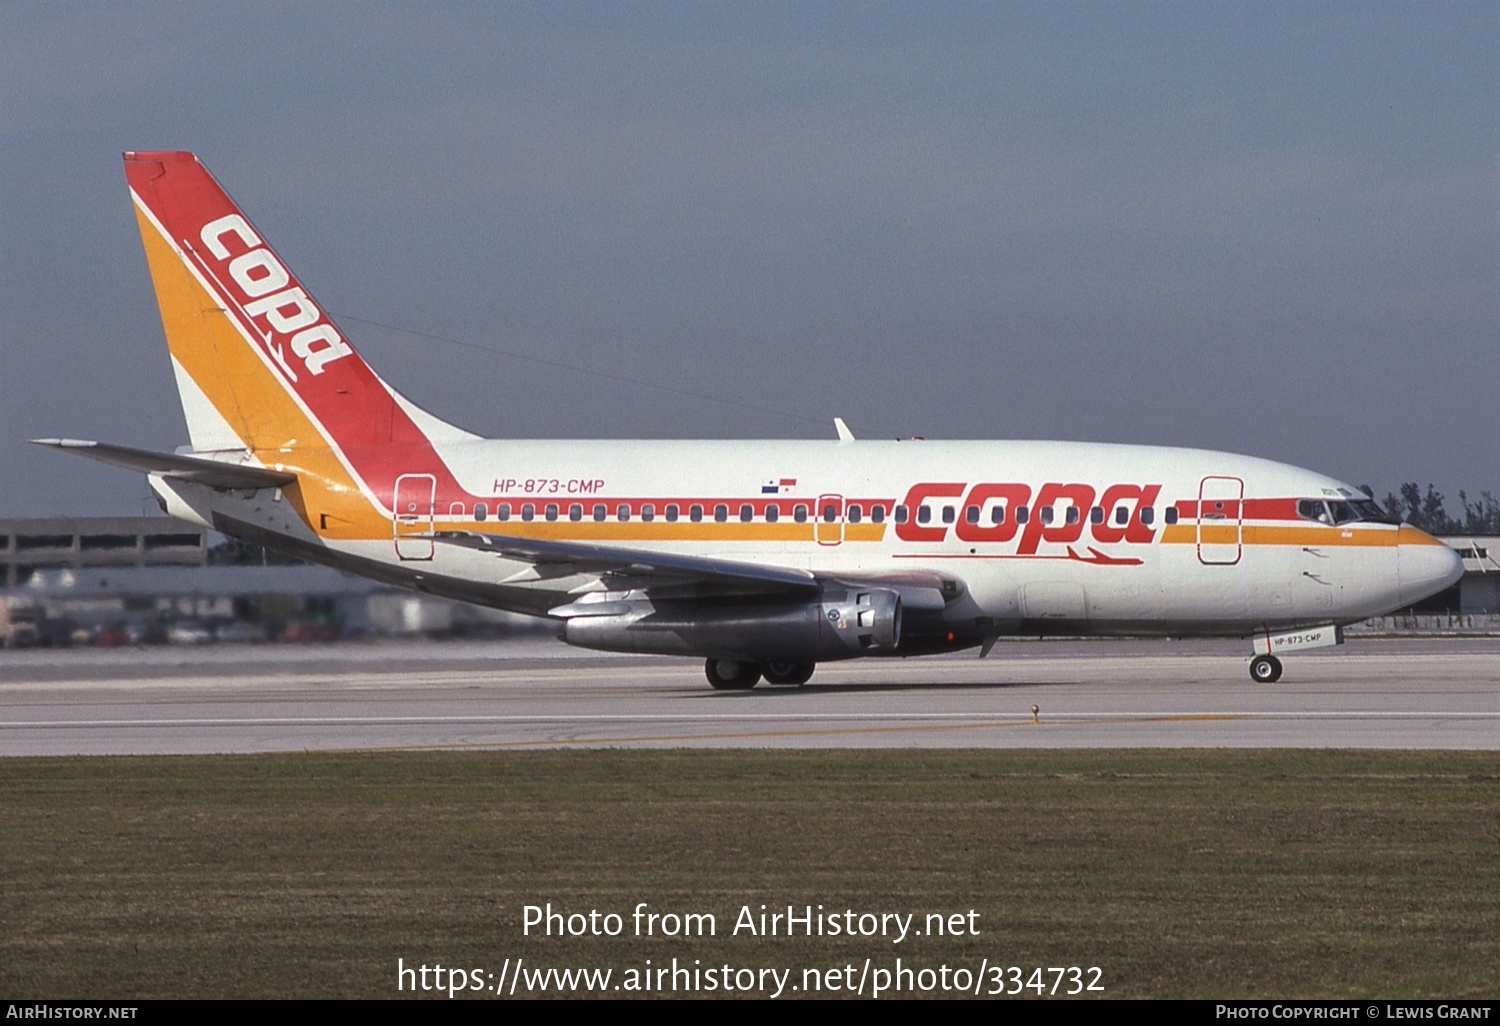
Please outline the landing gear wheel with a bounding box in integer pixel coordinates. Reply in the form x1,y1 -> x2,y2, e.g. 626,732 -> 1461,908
705,658 -> 762,690
762,661 -> 815,686
1249,654 -> 1283,684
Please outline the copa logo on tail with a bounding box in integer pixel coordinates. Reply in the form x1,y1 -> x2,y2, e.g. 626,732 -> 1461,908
198,213 -> 354,380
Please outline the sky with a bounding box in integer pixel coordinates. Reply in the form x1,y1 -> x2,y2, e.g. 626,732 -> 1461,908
2,1 -> 1496,518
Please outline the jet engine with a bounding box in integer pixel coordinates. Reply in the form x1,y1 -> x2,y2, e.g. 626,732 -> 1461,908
560,586 -> 902,662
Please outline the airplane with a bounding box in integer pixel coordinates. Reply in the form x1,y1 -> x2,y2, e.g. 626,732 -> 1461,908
36,150 -> 1465,689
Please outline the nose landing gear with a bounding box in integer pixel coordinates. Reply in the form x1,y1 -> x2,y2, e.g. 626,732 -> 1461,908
1248,654 -> 1283,684
1246,625 -> 1342,684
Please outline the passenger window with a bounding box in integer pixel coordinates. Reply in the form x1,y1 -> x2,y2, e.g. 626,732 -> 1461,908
848,504 -> 862,523
665,504 -> 679,522
1065,506 -> 1079,525
941,506 -> 955,524
917,505 -> 931,524
740,504 -> 754,522
1040,506 -> 1054,525
1016,505 -> 1029,524
617,504 -> 630,521
822,504 -> 838,523
592,504 -> 606,522
871,504 -> 885,523
642,504 -> 655,522
1090,506 -> 1103,525
894,505 -> 908,524
1141,507 -> 1155,526
544,503 -> 558,521
521,503 -> 535,522
714,504 -> 728,522
475,503 -> 488,522
497,504 -> 511,522
1115,506 -> 1128,525
690,504 -> 704,523
991,506 -> 1005,524
568,504 -> 582,521
793,504 -> 808,523
1165,507 -> 1179,524
964,505 -> 980,524
765,504 -> 779,523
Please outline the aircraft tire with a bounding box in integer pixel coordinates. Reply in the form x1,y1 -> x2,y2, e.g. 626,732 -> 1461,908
762,661 -> 815,686
1249,654 -> 1283,684
706,658 -> 762,690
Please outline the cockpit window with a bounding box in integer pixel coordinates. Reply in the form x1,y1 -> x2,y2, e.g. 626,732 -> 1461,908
1299,498 -> 1399,526
1327,500 -> 1358,525
1350,499 -> 1401,524
1298,499 -> 1331,524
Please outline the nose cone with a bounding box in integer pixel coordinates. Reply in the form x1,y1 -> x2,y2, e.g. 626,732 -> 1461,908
1397,527 -> 1465,607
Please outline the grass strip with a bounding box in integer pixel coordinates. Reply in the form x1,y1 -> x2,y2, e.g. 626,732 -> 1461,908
1,749 -> 1496,998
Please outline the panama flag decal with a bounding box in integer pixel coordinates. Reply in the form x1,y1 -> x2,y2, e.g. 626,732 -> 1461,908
761,477 -> 798,494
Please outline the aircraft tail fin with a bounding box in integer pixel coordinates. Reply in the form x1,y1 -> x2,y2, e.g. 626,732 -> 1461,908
123,150 -> 475,459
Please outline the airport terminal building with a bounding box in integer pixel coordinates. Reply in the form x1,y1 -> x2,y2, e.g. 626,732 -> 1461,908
2,516 -> 207,587
0,516 -> 539,645
1428,535 -> 1499,615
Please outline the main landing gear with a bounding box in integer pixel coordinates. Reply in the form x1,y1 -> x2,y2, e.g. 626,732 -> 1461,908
704,658 -> 816,689
705,659 -> 761,690
1248,654 -> 1283,684
762,660 -> 816,686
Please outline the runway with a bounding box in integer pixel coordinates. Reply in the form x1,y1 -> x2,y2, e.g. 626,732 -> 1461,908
0,637 -> 1495,755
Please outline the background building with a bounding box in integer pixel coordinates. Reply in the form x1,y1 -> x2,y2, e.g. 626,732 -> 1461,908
2,516 -> 205,587
1435,536 -> 1500,615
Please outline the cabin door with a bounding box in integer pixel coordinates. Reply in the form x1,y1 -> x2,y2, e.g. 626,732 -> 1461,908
1196,476 -> 1243,565
393,473 -> 436,560
816,493 -> 844,546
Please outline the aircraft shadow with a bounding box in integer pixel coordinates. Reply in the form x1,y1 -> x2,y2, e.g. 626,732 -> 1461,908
682,679 -> 1084,698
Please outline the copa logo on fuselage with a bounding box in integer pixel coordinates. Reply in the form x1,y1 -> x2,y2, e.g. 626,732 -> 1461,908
896,481 -> 1164,552
198,213 -> 353,381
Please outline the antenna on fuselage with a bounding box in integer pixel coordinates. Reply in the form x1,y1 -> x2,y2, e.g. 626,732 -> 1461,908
834,418 -> 855,442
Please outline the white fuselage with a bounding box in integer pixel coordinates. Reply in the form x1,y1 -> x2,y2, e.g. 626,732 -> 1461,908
152,435 -> 1457,646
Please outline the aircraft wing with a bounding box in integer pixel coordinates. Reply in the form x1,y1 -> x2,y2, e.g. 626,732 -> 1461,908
433,530 -> 820,597
31,438 -> 296,490
433,531 -> 962,617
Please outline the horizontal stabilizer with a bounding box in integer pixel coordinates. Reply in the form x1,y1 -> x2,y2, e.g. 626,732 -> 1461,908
31,439 -> 296,490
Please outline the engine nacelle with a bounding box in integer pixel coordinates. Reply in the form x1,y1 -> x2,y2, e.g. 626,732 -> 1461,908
561,586 -> 902,662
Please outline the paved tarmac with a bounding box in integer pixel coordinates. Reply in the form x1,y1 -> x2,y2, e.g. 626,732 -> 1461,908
0,636 -> 1495,755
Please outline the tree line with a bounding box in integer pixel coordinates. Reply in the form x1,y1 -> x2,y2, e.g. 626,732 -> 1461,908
1364,484 -> 1500,535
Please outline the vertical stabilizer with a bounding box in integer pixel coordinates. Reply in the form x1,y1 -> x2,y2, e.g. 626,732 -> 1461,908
124,151 -> 475,460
